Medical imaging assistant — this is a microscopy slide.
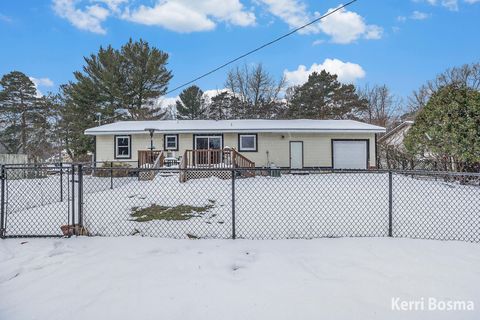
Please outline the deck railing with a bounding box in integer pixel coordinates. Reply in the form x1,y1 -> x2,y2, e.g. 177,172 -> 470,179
138,150 -> 164,168
138,150 -> 165,180
179,148 -> 255,182
180,149 -> 255,169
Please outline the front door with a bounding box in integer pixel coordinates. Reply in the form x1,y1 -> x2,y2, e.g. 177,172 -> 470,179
194,136 -> 223,165
290,141 -> 303,169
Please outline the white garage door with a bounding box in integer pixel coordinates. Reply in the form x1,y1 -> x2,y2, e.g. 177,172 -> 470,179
333,140 -> 368,170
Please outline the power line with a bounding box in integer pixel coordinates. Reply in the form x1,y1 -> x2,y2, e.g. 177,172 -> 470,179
166,0 -> 358,95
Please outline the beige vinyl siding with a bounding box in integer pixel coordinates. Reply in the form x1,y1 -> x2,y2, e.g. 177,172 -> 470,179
234,132 -> 376,168
95,132 -> 377,168
96,134 -> 163,164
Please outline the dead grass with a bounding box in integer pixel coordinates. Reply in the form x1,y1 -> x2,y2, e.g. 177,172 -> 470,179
130,202 -> 215,222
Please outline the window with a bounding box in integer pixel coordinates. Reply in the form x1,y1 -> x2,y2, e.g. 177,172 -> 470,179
115,135 -> 131,159
164,134 -> 178,151
238,134 -> 257,152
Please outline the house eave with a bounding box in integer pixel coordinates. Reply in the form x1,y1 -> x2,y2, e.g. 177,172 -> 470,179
85,128 -> 386,136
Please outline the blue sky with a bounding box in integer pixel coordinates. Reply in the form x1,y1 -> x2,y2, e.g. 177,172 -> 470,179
0,0 -> 479,103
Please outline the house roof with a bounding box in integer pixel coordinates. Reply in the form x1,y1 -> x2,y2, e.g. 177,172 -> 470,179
378,121 -> 414,143
85,119 -> 386,135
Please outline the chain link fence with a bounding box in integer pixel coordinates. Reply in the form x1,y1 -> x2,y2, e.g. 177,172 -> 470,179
1,164 -> 479,242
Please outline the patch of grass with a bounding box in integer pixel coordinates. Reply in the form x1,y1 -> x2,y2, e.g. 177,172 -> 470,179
131,203 -> 214,222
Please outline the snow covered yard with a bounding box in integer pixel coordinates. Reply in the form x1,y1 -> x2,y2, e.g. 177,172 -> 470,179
4,172 -> 479,241
0,237 -> 479,320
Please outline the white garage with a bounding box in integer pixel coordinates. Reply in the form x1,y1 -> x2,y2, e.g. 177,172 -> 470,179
332,140 -> 369,170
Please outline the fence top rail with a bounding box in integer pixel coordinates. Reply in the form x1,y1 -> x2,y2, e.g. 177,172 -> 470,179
394,170 -> 480,177
2,163 -> 479,176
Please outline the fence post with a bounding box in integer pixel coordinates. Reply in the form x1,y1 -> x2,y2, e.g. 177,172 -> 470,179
231,169 -> 236,239
110,162 -> 113,190
388,171 -> 393,237
71,164 -> 75,232
77,164 -> 83,229
1,165 -> 5,238
59,162 -> 63,202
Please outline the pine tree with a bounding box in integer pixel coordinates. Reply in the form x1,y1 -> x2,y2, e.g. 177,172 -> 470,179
58,81 -> 101,160
120,38 -> 173,119
28,95 -> 56,161
58,39 -> 173,158
176,85 -> 205,119
286,71 -> 367,119
0,71 -> 38,154
208,92 -> 233,120
68,38 -> 173,121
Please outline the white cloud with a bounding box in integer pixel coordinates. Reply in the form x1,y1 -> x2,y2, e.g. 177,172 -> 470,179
157,96 -> 178,109
415,0 -> 480,10
398,11 -> 431,22
122,0 -> 255,33
256,0 -> 313,33
52,0 -> 111,34
415,0 -> 458,11
29,77 -> 54,97
283,59 -> 366,86
411,11 -> 431,20
319,7 -> 383,44
53,0 -> 255,34
100,0 -> 128,12
257,1 -> 383,44
312,39 -> 325,46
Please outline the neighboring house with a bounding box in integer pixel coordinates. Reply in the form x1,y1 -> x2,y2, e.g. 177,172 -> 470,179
0,153 -> 28,166
84,119 -> 385,170
377,121 -> 414,151
1,142 -> 29,165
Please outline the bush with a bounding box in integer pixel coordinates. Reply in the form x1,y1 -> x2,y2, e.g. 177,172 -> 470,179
93,162 -> 132,177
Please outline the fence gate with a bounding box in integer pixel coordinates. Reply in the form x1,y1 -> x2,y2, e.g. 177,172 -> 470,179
1,164 -> 76,238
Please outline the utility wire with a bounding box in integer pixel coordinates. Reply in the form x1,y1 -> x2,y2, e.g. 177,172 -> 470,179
166,0 -> 358,94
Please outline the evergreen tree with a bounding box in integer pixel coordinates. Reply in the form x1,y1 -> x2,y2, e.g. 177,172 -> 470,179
176,85 -> 205,119
79,45 -> 124,120
0,71 -> 38,154
404,84 -> 480,172
59,80 -> 101,160
28,95 -> 57,161
285,71 -> 367,119
58,38 -> 173,158
68,38 -> 172,122
120,39 -> 173,119
207,92 -> 237,120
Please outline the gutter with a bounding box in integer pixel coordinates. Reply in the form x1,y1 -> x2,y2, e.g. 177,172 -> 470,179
85,128 -> 386,135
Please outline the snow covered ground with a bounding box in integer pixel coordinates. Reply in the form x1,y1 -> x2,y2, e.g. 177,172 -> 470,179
0,237 -> 479,320
4,172 -> 479,241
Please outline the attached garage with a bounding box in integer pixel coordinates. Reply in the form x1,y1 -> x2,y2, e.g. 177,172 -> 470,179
332,140 -> 369,170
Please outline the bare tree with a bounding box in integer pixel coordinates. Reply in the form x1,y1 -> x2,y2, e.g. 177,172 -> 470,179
358,84 -> 403,128
225,63 -> 286,118
408,62 -> 480,115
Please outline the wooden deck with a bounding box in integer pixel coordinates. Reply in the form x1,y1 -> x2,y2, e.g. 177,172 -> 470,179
138,148 -> 255,182
179,149 -> 255,182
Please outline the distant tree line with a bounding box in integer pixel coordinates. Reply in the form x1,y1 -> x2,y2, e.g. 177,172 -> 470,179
1,38 -> 478,171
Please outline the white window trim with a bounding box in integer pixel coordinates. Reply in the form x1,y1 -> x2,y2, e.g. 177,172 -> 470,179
164,135 -> 178,150
115,135 -> 131,159
239,134 -> 257,152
